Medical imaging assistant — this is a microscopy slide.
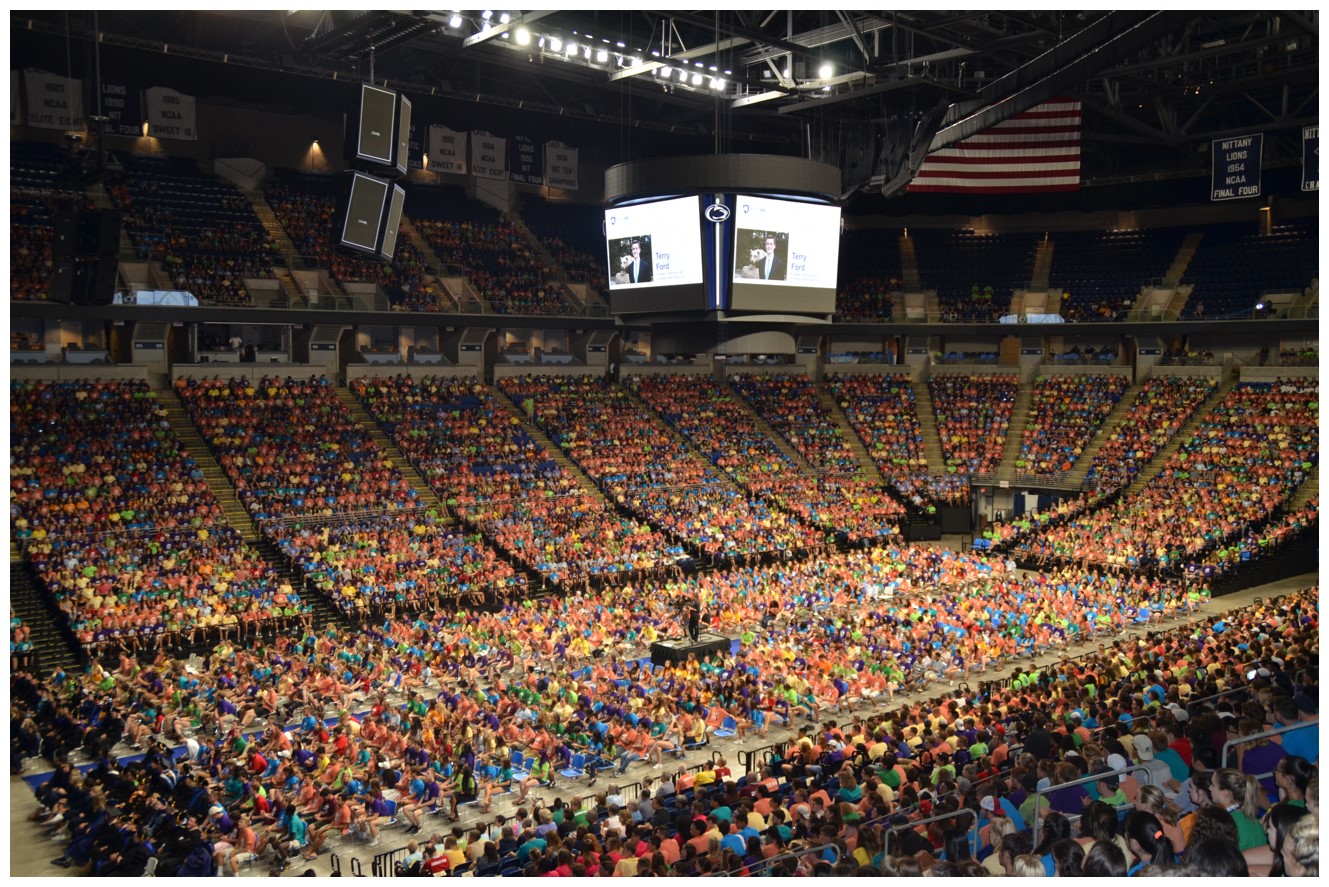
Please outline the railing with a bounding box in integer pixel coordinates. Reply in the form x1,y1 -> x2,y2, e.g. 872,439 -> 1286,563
1221,721 -> 1317,769
738,741 -> 785,777
884,807 -> 977,857
371,845 -> 411,877
1031,763 -> 1153,846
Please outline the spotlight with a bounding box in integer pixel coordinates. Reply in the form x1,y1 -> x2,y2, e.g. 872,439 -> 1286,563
481,10 -> 492,20
596,48 -> 608,63
691,72 -> 703,86
710,78 -> 725,90
548,36 -> 562,52
448,12 -> 462,28
660,66 -> 671,79
498,12 -> 510,24
819,63 -> 833,79
515,27 -> 530,45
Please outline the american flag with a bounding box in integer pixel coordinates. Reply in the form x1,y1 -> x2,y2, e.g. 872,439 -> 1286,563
908,98 -> 1082,193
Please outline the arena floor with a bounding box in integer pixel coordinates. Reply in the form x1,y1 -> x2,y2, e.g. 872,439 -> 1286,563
9,554 -> 1316,878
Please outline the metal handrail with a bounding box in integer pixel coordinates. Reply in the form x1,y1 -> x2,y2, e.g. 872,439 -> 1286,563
1221,720 -> 1317,768
884,807 -> 977,857
1184,685 -> 1249,717
1031,763 -> 1154,846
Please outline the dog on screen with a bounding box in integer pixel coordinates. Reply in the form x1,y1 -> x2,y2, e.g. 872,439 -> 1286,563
737,247 -> 766,279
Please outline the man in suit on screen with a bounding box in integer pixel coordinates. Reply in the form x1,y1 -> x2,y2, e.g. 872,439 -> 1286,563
760,236 -> 785,280
629,240 -> 652,283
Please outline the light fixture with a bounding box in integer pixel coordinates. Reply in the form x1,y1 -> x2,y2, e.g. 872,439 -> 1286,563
691,72 -> 703,86
819,63 -> 833,79
481,10 -> 492,20
498,12 -> 510,24
515,27 -> 530,45
548,36 -> 562,52
615,41 -> 625,48
582,45 -> 591,59
448,12 -> 462,28
596,48 -> 608,63
710,78 -> 725,90
660,66 -> 671,79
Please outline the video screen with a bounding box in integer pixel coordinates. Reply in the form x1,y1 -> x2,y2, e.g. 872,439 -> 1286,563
605,196 -> 704,290
730,195 -> 841,313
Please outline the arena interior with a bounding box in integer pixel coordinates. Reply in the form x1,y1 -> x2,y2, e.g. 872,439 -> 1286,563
8,9 -> 1322,880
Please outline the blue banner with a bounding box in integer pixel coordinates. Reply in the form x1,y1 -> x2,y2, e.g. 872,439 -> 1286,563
1303,126 -> 1318,192
509,135 -> 542,185
408,122 -> 424,171
1210,133 -> 1262,201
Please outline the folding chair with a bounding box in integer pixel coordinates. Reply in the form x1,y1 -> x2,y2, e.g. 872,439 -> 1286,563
560,753 -> 587,780
713,717 -> 738,739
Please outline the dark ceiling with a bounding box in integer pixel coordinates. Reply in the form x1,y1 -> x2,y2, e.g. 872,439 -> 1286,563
12,9 -> 1320,205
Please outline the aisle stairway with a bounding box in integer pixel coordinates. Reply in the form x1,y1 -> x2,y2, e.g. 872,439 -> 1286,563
334,388 -> 449,518
1288,466 -> 1319,510
815,387 -> 879,482
1063,383 -> 1140,487
724,384 -> 820,477
911,380 -> 947,474
899,234 -> 921,290
250,535 -> 353,635
1123,374 -> 1238,496
996,383 -> 1034,475
488,385 -> 602,496
157,388 -> 260,543
10,559 -> 83,673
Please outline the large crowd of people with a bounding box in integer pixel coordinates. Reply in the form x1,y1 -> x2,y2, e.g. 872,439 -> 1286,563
1081,375 -> 1218,492
1010,380 -> 1318,574
10,380 -> 294,651
929,374 -> 1018,476
1014,374 -> 1129,478
629,374 -> 905,543
347,375 -> 683,586
414,217 -> 576,316
497,375 -> 827,563
12,541 -> 1315,876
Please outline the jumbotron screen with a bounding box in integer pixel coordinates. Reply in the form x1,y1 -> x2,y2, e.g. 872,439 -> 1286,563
729,194 -> 841,313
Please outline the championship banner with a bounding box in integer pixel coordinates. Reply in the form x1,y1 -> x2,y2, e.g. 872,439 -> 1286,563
1210,132 -> 1261,201
100,80 -> 144,137
145,86 -> 197,140
1302,126 -> 1318,192
470,130 -> 508,180
24,69 -> 84,130
544,140 -> 579,190
407,122 -> 425,171
509,135 -> 543,185
427,125 -> 467,174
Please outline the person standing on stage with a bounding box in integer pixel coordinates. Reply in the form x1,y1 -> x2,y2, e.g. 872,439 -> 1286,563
686,602 -> 701,643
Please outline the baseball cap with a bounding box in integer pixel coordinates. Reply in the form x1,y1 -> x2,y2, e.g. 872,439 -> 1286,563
979,796 -> 997,813
1106,753 -> 1129,772
1131,734 -> 1155,761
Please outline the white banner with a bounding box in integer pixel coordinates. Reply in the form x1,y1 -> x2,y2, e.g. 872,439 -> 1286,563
470,130 -> 507,180
145,86 -> 197,140
427,125 -> 468,174
24,69 -> 84,130
544,140 -> 579,190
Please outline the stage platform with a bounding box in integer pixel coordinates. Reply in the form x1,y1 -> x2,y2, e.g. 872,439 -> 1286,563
650,631 -> 733,666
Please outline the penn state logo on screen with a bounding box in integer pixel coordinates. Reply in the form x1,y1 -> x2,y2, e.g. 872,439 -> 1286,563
704,202 -> 731,223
